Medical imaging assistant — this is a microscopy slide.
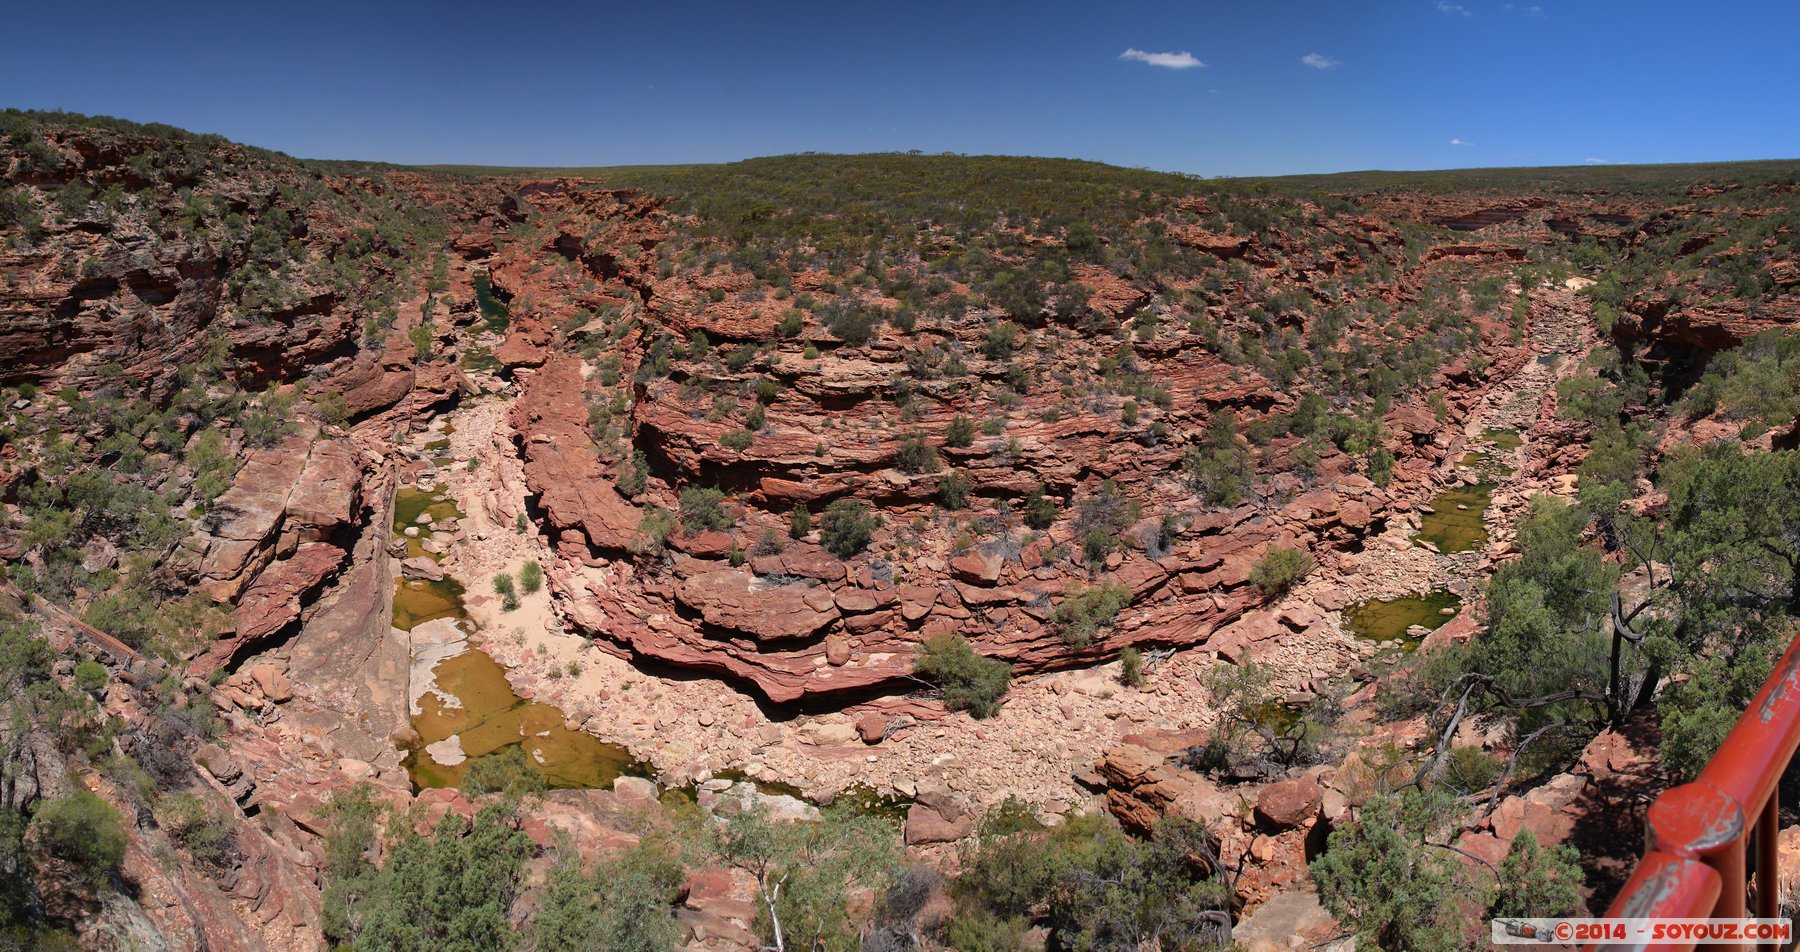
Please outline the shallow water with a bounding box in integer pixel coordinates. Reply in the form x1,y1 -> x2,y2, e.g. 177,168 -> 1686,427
1481,427 -> 1523,452
393,576 -> 468,631
1343,590 -> 1463,645
1416,482 -> 1496,553
473,272 -> 510,333
404,647 -> 647,790
393,486 -> 463,561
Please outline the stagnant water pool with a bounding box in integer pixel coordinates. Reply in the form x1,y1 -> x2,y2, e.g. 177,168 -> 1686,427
404,646 -> 648,791
1415,482 -> 1497,554
1343,590 -> 1463,647
391,480 -> 646,791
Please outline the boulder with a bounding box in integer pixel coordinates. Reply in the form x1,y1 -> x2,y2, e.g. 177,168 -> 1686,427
904,804 -> 974,845
401,556 -> 445,582
247,664 -> 294,704
1255,778 -> 1323,829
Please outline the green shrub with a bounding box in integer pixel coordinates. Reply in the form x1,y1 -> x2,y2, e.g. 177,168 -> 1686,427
1183,413 -> 1254,506
73,660 -> 107,694
1049,583 -> 1131,648
533,842 -> 685,952
1119,646 -> 1144,687
1250,547 -> 1314,595
952,809 -> 1230,950
895,433 -> 940,474
1023,486 -> 1057,529
825,302 -> 880,345
789,504 -> 812,539
679,487 -> 735,532
819,499 -> 877,557
631,507 -> 677,554
616,451 -> 649,497
914,634 -> 1012,719
944,416 -> 975,448
493,573 -> 515,597
155,792 -> 235,868
326,805 -> 532,950
519,561 -> 543,594
938,471 -> 972,510
30,791 -> 126,888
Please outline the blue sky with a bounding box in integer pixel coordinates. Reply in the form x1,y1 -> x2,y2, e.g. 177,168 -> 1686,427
3,0 -> 1796,176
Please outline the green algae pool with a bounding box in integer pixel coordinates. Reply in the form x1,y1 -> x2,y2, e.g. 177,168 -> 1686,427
393,577 -> 468,631
473,272 -> 510,333
1416,482 -> 1497,553
1481,427 -> 1523,452
1344,590 -> 1463,646
404,647 -> 648,791
393,486 -> 464,561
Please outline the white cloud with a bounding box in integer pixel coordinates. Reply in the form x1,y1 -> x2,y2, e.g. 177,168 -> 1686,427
1504,3 -> 1547,16
1449,137 -> 1472,146
1436,1 -> 1472,15
1300,53 -> 1340,69
1585,156 -> 1608,164
1120,48 -> 1205,69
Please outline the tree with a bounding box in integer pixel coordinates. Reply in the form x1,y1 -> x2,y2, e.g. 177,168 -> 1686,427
533,842 -> 685,952
28,791 -> 125,890
1183,412 -> 1255,507
819,499 -> 877,557
1250,547 -> 1314,595
914,634 -> 1012,719
721,806 -> 900,952
951,809 -> 1231,952
1486,831 -> 1582,920
334,805 -> 533,952
1311,790 -> 1471,951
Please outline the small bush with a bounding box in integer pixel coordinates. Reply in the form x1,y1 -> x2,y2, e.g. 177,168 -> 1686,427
493,573 -> 515,597
819,499 -> 878,557
789,504 -> 812,539
73,660 -> 107,694
1250,547 -> 1314,595
156,792 -> 235,868
914,634 -> 1012,719
519,561 -> 543,594
938,471 -> 972,510
1119,646 -> 1144,687
679,487 -> 735,532
1049,583 -> 1132,647
1023,486 -> 1057,529
631,507 -> 677,554
944,416 -> 975,448
895,433 -> 940,474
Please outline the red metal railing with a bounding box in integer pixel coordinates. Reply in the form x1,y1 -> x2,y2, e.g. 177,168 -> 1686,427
1591,630 -> 1800,951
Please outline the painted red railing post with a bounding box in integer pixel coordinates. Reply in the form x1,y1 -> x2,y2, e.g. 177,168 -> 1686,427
1590,629 -> 1800,951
